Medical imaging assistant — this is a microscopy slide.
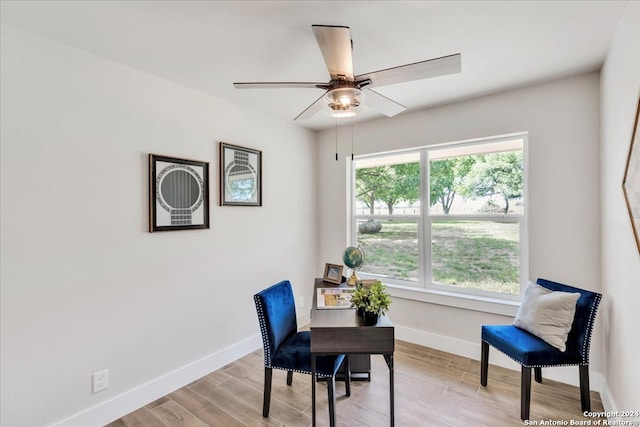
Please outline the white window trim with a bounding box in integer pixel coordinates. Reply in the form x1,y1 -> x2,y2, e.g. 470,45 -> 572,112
388,283 -> 520,317
349,132 -> 528,314
356,271 -> 520,316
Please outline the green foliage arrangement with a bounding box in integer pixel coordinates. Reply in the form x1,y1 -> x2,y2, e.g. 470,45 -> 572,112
350,280 -> 392,316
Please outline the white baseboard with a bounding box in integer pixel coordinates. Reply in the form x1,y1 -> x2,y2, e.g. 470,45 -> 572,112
599,383 -> 639,424
599,380 -> 618,415
395,324 -> 604,393
51,335 -> 262,427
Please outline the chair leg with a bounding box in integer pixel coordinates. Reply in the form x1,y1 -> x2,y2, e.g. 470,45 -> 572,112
344,355 -> 351,397
534,367 -> 542,383
521,366 -> 531,421
286,370 -> 293,386
327,375 -> 337,427
579,365 -> 591,412
480,341 -> 489,386
263,367 -> 272,417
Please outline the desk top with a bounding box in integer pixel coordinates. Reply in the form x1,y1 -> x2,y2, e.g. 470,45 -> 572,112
310,278 -> 394,354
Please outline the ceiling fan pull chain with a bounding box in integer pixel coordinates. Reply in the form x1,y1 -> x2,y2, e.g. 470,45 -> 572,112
335,118 -> 339,161
351,124 -> 354,161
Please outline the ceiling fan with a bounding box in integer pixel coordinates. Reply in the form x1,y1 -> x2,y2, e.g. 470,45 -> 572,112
234,25 -> 461,121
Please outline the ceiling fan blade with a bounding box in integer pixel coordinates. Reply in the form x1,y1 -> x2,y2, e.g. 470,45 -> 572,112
312,25 -> 354,80
362,88 -> 406,117
234,82 -> 328,89
293,92 -> 328,121
357,53 -> 461,88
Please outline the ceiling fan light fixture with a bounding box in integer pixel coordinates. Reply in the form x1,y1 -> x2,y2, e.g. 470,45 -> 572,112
331,109 -> 357,118
326,87 -> 363,117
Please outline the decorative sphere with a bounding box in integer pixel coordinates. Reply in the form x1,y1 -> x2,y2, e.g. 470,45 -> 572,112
343,246 -> 364,269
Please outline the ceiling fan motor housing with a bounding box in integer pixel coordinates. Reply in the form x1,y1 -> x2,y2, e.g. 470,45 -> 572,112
326,78 -> 362,110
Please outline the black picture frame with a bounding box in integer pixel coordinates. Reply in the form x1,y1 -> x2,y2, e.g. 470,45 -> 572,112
623,97 -> 640,254
149,154 -> 210,232
323,263 -> 344,284
219,142 -> 262,206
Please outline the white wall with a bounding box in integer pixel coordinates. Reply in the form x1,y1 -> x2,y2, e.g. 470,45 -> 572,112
600,2 -> 640,417
317,73 -> 603,385
0,25 -> 318,427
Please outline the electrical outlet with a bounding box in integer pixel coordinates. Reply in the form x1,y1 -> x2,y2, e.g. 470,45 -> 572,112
93,369 -> 109,393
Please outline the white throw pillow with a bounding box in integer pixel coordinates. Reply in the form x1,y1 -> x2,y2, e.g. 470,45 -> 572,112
513,281 -> 580,352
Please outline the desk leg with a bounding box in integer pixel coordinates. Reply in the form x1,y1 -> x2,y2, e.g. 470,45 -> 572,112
384,353 -> 394,427
311,355 -> 316,427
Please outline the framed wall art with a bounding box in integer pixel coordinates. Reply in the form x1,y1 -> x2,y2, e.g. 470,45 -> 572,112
219,142 -> 262,206
623,97 -> 640,253
323,263 -> 344,284
149,154 -> 210,232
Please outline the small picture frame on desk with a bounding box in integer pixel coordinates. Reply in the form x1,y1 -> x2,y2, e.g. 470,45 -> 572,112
323,263 -> 344,284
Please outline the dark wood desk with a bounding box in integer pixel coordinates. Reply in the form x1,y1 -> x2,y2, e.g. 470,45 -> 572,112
310,278 -> 395,427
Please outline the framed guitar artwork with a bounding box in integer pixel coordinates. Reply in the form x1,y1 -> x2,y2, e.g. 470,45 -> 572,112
149,154 -> 210,232
219,142 -> 262,207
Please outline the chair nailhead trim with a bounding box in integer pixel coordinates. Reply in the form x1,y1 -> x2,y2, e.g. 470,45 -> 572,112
254,293 -> 334,378
254,295 -> 272,368
272,366 -> 333,378
581,294 -> 602,365
482,339 -> 587,369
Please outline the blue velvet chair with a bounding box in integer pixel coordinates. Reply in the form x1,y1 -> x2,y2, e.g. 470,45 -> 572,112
254,280 -> 350,423
481,278 -> 602,420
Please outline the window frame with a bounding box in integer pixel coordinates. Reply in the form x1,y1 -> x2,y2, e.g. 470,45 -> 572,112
348,133 -> 528,313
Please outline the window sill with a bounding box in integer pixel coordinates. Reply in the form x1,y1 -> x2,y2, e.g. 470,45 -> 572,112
386,283 -> 520,317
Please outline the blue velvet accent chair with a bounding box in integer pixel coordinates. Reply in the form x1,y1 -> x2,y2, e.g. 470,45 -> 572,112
254,280 -> 350,421
481,278 -> 602,420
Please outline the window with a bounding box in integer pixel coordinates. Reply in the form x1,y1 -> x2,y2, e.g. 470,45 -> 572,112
350,134 -> 526,300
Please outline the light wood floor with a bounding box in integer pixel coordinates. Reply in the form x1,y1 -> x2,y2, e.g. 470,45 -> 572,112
106,340 -> 603,426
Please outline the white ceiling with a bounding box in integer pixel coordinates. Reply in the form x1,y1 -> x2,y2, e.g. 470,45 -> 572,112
0,1 -> 631,131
